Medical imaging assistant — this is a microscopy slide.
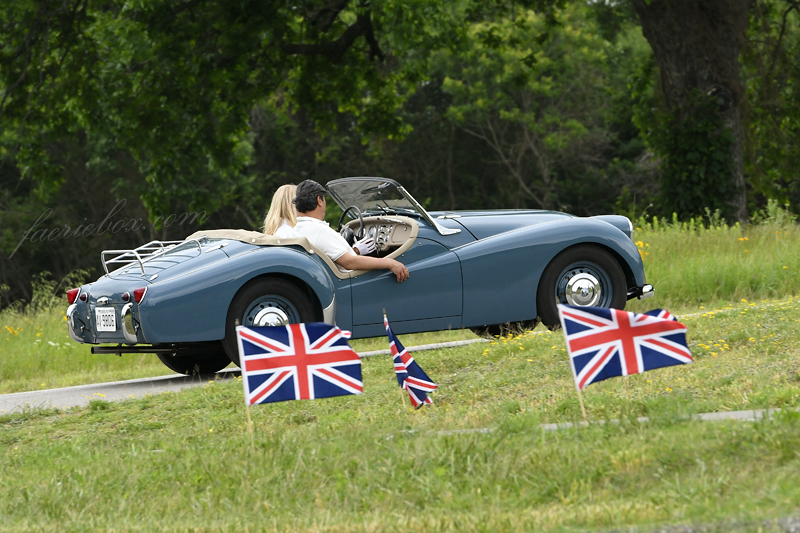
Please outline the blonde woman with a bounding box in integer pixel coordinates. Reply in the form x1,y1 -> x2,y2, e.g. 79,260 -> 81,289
262,184 -> 298,238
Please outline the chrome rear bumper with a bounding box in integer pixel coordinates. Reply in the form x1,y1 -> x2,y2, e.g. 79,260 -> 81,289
627,284 -> 655,300
120,303 -> 139,344
67,302 -> 144,345
66,304 -> 86,343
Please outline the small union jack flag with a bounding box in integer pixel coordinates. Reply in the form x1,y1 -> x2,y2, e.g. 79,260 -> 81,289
236,323 -> 362,405
384,314 -> 437,408
558,305 -> 692,390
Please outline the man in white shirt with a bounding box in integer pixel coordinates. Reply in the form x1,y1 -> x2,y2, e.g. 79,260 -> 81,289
292,180 -> 409,282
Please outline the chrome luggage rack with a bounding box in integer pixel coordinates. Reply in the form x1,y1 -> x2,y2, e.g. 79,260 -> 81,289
100,238 -> 205,275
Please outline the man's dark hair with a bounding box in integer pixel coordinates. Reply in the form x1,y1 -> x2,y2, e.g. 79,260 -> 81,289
293,179 -> 326,213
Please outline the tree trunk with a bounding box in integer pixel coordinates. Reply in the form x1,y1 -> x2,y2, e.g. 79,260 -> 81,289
631,0 -> 750,223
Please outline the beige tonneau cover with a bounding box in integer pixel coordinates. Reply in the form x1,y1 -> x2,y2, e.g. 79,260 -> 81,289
185,217 -> 418,280
183,229 -> 355,279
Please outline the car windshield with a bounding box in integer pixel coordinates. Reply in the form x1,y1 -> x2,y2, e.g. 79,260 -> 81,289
325,178 -> 418,215
326,177 -> 462,237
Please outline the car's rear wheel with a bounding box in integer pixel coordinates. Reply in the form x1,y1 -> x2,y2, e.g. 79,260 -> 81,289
537,245 -> 626,330
222,278 -> 316,366
156,342 -> 231,375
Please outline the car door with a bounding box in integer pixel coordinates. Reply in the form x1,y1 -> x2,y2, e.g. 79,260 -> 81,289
349,238 -> 462,335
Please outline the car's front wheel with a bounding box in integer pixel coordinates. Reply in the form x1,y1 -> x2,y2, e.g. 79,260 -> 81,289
537,245 -> 626,330
222,278 -> 316,366
156,342 -> 232,375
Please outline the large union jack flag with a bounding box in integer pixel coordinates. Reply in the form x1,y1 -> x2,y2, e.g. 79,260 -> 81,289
385,314 -> 437,408
236,323 -> 362,405
558,305 -> 692,390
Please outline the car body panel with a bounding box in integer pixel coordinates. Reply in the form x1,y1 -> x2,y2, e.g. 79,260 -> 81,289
590,215 -> 634,239
102,241 -> 230,283
442,211 -> 573,240
413,217 -> 477,248
453,218 -> 644,328
350,238 -> 462,326
351,316 -> 461,339
73,244 -> 343,345
138,246 -> 341,343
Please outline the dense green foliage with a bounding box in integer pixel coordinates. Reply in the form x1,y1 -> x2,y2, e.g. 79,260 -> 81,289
744,0 -> 800,210
441,6 -> 617,211
650,91 -> 737,220
2,0 -> 800,304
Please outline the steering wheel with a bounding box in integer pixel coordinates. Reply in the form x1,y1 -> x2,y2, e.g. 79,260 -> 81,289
337,205 -> 364,246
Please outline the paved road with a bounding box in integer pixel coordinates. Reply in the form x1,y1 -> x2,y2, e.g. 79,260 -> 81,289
605,515 -> 800,533
0,369 -> 242,413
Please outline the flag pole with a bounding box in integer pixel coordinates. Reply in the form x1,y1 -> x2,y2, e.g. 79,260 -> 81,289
237,317 -> 256,450
385,308 -> 409,411
576,387 -> 587,421
565,331 -> 588,421
559,306 -> 588,422
246,401 -> 255,450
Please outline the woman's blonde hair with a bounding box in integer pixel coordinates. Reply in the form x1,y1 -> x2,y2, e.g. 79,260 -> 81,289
263,184 -> 298,235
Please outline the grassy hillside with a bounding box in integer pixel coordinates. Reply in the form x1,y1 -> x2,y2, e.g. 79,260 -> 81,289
2,296 -> 800,531
2,209 -> 800,530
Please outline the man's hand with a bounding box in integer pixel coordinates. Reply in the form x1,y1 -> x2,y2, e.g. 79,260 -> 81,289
388,259 -> 409,282
353,236 -> 376,256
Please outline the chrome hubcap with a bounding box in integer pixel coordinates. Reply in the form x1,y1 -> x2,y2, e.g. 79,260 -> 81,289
565,273 -> 602,306
252,305 -> 290,327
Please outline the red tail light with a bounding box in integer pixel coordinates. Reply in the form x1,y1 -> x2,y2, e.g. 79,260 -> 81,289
133,287 -> 147,303
79,292 -> 87,302
67,288 -> 80,304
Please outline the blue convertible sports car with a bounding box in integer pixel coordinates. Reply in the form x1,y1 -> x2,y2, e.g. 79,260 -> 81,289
66,177 -> 654,375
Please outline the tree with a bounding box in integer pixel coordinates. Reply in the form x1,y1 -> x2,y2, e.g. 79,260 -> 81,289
743,0 -> 800,212
0,0 -> 463,217
630,0 -> 750,222
438,4 -> 652,214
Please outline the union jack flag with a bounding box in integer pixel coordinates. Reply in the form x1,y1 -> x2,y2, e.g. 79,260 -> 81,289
236,323 -> 362,405
385,314 -> 437,408
558,305 -> 692,390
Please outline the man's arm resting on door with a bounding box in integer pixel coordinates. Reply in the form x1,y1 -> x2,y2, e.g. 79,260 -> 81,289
335,253 -> 409,282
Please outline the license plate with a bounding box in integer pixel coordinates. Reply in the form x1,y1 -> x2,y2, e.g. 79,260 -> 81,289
95,307 -> 117,332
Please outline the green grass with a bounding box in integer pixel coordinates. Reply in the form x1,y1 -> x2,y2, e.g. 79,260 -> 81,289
2,396 -> 800,532
2,297 -> 800,531
2,214 -> 800,530
0,308 -> 176,394
625,212 -> 800,313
